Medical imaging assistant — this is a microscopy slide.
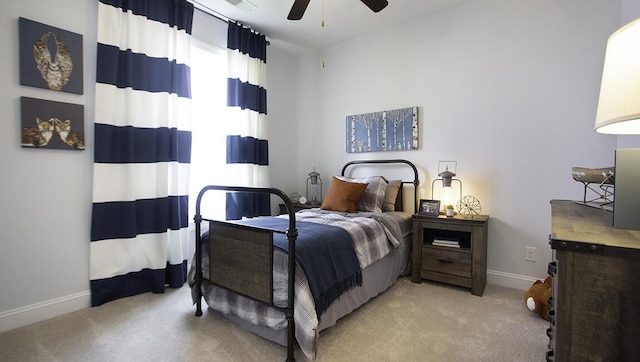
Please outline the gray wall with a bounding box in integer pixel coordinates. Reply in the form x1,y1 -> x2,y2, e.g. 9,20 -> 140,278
0,0 -> 97,331
292,0 -> 636,287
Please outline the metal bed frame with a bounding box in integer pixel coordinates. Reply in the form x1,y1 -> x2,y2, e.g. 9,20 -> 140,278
192,159 -> 419,361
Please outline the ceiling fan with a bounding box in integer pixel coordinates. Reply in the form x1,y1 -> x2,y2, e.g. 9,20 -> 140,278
287,0 -> 389,20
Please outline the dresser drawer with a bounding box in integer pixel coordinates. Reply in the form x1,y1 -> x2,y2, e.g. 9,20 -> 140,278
421,247 -> 471,278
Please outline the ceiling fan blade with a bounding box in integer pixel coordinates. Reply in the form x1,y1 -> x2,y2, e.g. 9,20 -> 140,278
360,0 -> 388,13
287,0 -> 311,20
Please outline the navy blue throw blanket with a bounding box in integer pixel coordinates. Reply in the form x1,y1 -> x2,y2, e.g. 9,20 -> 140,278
231,218 -> 362,319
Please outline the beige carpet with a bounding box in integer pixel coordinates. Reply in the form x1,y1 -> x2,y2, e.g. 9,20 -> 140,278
0,278 -> 549,361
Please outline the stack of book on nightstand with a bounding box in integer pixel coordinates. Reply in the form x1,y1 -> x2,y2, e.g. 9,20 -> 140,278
432,238 -> 460,248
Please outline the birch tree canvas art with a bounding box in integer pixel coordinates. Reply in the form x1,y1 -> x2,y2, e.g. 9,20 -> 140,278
346,106 -> 419,153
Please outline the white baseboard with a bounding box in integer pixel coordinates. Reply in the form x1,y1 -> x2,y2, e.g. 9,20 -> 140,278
0,270 -> 545,334
487,269 -> 546,291
0,291 -> 91,333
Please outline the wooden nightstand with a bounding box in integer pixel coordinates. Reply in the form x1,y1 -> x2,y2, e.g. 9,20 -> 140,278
278,203 -> 317,214
411,213 -> 489,296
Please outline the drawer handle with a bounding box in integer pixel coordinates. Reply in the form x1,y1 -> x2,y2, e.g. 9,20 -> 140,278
437,258 -> 454,264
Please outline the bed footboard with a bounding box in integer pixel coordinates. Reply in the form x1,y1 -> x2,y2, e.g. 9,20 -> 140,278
193,186 -> 297,362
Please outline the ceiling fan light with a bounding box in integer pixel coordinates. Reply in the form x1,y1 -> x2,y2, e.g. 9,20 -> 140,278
287,0 -> 388,21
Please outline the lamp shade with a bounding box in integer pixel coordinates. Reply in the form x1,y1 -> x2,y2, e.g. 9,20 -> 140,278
595,18 -> 640,134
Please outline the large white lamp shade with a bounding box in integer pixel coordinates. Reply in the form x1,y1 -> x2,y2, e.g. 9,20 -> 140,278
595,18 -> 640,134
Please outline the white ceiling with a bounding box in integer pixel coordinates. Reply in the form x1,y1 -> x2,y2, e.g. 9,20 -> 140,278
192,0 -> 468,54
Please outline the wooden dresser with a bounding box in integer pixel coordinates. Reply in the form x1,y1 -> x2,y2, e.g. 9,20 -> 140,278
547,200 -> 640,361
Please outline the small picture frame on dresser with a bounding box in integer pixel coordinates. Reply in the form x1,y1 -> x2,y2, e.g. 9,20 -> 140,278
419,199 -> 440,216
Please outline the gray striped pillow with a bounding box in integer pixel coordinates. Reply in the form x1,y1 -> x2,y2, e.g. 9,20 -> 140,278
337,176 -> 388,213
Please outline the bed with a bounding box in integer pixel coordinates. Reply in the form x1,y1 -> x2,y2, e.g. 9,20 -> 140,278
189,159 -> 419,361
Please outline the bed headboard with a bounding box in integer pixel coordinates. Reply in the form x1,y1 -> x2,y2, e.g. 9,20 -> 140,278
340,159 -> 419,214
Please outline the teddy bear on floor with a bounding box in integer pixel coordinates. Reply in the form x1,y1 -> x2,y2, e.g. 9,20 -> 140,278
524,276 -> 552,320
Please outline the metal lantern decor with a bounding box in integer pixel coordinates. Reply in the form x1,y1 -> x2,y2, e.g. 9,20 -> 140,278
431,161 -> 462,215
306,167 -> 323,206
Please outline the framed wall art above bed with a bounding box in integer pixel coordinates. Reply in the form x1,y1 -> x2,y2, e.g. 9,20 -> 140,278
346,106 -> 419,153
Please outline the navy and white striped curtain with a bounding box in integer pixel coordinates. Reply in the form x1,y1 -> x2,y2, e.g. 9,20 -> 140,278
225,22 -> 270,219
90,0 -> 194,306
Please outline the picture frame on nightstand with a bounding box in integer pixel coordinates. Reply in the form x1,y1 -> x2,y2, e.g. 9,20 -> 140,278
419,199 -> 440,216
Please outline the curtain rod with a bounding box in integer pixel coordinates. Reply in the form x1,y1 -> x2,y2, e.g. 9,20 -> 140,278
190,0 -> 270,45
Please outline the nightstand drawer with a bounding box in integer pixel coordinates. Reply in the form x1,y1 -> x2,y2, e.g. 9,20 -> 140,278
422,247 -> 471,278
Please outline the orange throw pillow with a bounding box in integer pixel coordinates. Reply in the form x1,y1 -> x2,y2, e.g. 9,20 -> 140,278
321,176 -> 369,213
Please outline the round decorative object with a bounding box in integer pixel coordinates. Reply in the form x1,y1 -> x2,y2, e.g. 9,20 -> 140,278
456,195 -> 482,218
290,192 -> 301,203
298,196 -> 308,205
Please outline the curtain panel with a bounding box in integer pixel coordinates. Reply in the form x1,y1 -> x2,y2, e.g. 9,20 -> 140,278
90,0 -> 194,306
225,22 -> 270,220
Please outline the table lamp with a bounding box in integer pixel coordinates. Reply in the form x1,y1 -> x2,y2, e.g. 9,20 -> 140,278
431,161 -> 462,214
594,17 -> 640,230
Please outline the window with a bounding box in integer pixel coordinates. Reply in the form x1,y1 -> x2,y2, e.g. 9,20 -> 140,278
188,39 -> 228,222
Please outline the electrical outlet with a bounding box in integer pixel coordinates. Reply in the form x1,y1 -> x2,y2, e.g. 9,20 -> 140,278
525,246 -> 536,262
